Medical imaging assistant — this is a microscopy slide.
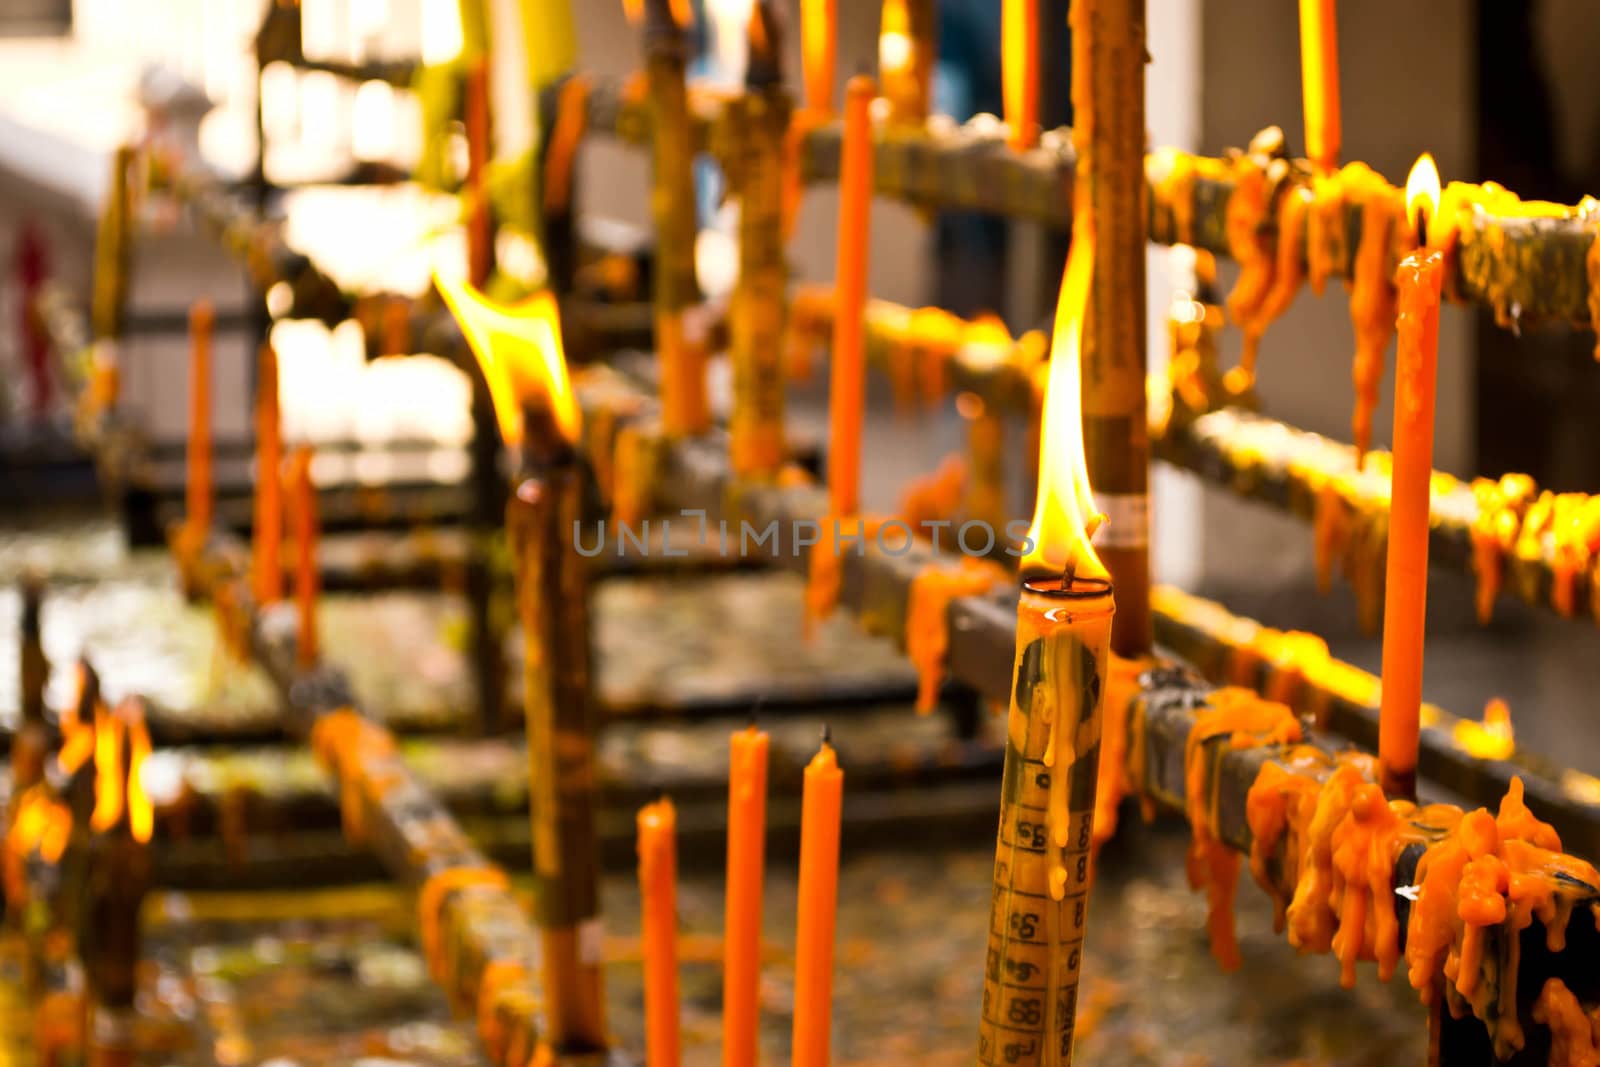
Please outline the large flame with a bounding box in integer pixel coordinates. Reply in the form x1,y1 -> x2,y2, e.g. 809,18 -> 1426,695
1023,218 -> 1106,580
434,274 -> 581,447
1405,153 -> 1441,242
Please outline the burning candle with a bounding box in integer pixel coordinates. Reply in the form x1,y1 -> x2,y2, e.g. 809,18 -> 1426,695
827,75 -> 876,518
801,0 -> 836,114
638,798 -> 680,1067
976,219 -> 1114,1067
1297,0 -> 1341,173
288,446 -> 320,668
252,342 -> 284,606
722,723 -> 769,1067
1002,0 -> 1039,150
185,300 -> 214,539
791,731 -> 843,1067
437,272 -> 605,1050
1378,154 -> 1443,801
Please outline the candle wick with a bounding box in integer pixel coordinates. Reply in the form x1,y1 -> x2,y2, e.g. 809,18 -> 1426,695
820,723 -> 832,745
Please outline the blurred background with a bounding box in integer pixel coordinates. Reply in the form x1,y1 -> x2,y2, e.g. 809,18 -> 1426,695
2,0 -> 1600,765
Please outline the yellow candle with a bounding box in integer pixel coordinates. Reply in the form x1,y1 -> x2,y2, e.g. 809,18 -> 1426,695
827,75 -> 876,518
722,724 -> 769,1067
1298,0 -> 1341,172
791,734 -> 843,1067
1002,0 -> 1039,150
801,0 -> 837,114
638,798 -> 680,1067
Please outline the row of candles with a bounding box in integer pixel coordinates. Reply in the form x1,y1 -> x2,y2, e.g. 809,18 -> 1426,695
636,727 -> 844,1067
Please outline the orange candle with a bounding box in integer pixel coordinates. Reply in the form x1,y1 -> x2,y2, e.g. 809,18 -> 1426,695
252,343 -> 283,605
722,724 -> 769,1067
1002,0 -> 1039,151
638,798 -> 680,1067
827,75 -> 875,518
1377,154 -> 1443,801
1297,0 -> 1341,172
288,446 -> 319,667
801,0 -> 836,114
186,299 -> 214,537
791,733 -> 843,1067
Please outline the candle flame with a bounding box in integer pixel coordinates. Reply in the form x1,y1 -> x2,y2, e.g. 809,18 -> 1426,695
90,703 -> 124,833
624,0 -> 693,30
1405,153 -> 1441,238
1024,219 -> 1106,580
125,700 -> 154,844
434,274 -> 581,447
8,788 -> 71,865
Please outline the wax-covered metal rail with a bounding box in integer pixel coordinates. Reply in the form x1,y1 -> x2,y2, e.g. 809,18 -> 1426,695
1155,407 -> 1586,629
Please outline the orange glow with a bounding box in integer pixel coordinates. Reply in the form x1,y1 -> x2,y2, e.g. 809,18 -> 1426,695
1002,0 -> 1039,150
623,0 -> 642,23
125,701 -> 154,844
57,664 -> 96,774
1023,218 -> 1106,579
1454,698 -> 1515,761
90,704 -> 124,833
1405,153 -> 1442,241
434,274 -> 581,446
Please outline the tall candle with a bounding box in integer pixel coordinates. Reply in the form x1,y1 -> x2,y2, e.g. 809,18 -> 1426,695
186,300 -> 214,538
1002,0 -> 1039,151
977,218 -> 1114,1067
252,343 -> 283,606
1297,0 -> 1340,173
638,798 -> 680,1067
827,75 -> 875,518
722,724 -> 769,1067
791,734 -> 843,1067
1377,154 -> 1443,801
801,0 -> 836,114
288,446 -> 319,668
